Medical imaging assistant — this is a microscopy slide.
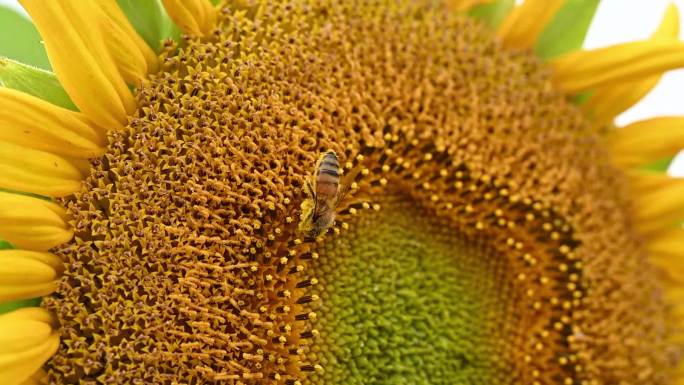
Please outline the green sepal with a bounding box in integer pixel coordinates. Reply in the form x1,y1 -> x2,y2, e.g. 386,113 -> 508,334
468,0 -> 515,29
0,5 -> 51,70
641,157 -> 673,173
0,57 -> 76,110
117,0 -> 181,51
535,0 -> 600,60
0,298 -> 42,315
572,91 -> 592,105
0,238 -> 13,250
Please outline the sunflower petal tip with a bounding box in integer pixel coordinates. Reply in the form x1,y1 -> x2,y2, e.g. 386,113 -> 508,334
0,307 -> 58,385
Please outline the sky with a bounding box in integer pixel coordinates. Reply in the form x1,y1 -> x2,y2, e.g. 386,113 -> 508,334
1,0 -> 683,174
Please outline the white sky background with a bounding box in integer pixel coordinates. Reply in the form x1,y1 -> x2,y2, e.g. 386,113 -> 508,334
1,0 -> 684,174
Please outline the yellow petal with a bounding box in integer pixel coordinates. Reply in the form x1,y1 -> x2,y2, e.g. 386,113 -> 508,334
664,288 -> 684,315
655,3 -> 681,38
446,0 -> 494,12
0,192 -> 73,251
0,333 -> 59,385
583,76 -> 660,127
0,257 -> 57,285
0,88 -> 105,159
0,308 -> 57,385
608,117 -> 684,167
0,338 -> 58,385
0,320 -> 52,352
497,0 -> 564,50
0,250 -> 62,301
20,370 -> 47,385
649,226 -> 684,260
68,1 -> 153,85
0,281 -> 58,304
652,258 -> 684,286
95,0 -> 159,74
0,308 -> 52,323
59,1 -> 147,99
184,0 -> 216,33
583,4 -> 680,126
627,169 -> 674,193
19,0 -> 134,129
651,241 -> 684,284
632,174 -> 684,235
0,142 -> 85,198
162,0 -> 216,36
551,40 -> 684,93
6,280 -> 54,297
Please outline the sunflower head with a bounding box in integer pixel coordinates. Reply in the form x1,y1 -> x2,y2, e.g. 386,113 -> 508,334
0,1 -> 683,384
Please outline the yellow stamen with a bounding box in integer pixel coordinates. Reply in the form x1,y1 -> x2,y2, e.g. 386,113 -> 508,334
0,142 -> 84,198
446,0 -> 494,12
19,0 -> 136,129
498,0 -> 564,50
583,4 -> 680,126
633,175 -> 684,235
551,40 -> 684,93
0,308 -> 58,385
162,0 -> 216,36
0,250 -> 62,302
0,88 -> 105,159
0,192 -> 73,251
608,117 -> 684,168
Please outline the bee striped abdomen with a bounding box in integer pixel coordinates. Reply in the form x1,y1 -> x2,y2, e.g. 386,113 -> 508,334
315,152 -> 340,201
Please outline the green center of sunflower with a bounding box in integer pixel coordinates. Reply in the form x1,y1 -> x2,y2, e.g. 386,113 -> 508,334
309,195 -> 512,384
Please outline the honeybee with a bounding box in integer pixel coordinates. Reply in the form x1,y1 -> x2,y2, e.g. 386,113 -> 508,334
298,150 -> 345,240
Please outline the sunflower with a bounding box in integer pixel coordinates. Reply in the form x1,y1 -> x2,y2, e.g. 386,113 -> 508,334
0,0 -> 683,384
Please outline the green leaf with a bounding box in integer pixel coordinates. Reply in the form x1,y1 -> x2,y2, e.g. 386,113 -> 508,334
0,5 -> 50,70
117,0 -> 181,51
0,57 -> 76,110
0,298 -> 42,315
468,0 -> 515,29
535,0 -> 600,60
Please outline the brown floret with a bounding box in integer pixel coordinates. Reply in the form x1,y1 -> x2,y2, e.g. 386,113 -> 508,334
44,1 -> 670,384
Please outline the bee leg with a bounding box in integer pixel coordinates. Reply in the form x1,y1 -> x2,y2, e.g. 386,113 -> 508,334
305,179 -> 315,197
